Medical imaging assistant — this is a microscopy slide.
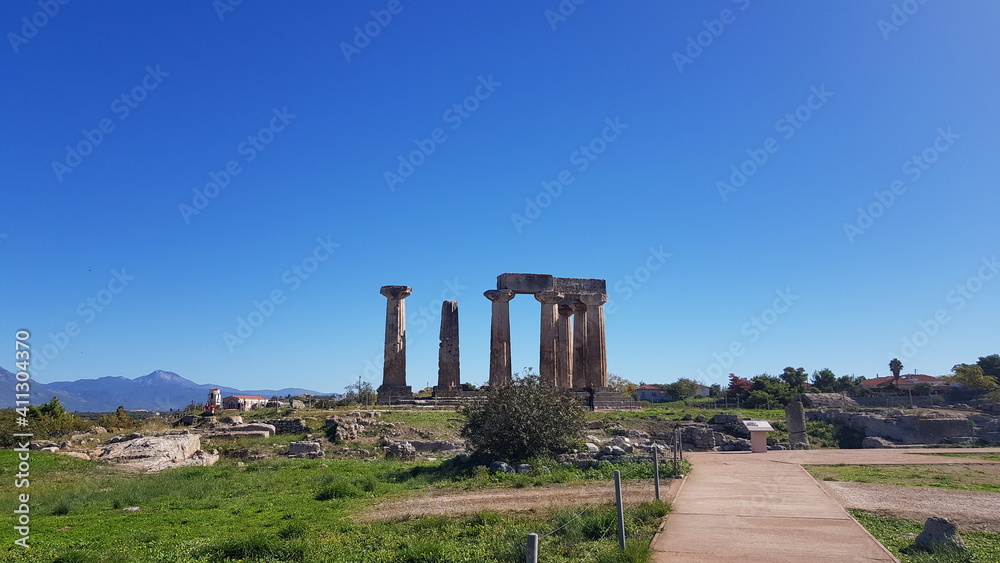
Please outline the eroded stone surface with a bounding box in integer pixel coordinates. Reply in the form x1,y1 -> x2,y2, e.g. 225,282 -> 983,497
96,433 -> 218,472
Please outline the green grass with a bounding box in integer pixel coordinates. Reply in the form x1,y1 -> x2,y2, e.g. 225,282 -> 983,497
804,464 -> 1000,493
0,450 -> 674,562
851,510 -> 1000,562
920,452 -> 1000,462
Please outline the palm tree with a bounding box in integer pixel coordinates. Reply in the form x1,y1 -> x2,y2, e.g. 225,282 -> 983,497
889,358 -> 903,388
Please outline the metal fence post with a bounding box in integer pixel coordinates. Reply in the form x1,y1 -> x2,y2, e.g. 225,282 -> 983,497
525,533 -> 538,563
653,445 -> 660,501
614,470 -> 626,551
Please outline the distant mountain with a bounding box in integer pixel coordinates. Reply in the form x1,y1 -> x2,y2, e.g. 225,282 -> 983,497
0,368 -> 328,412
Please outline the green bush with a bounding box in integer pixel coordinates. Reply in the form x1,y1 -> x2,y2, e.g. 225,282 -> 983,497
460,375 -> 585,463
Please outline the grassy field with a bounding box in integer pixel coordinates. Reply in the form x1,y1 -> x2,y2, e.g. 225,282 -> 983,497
803,464 -> 1000,493
0,450 -> 681,562
851,510 -> 1000,562
920,452 -> 1000,462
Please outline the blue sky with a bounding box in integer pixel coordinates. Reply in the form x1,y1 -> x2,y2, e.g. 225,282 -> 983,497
4,1 -> 999,394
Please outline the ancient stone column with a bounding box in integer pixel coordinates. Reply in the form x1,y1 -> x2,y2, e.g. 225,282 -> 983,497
557,303 -> 574,388
535,290 -> 564,386
786,396 -> 810,450
580,293 -> 608,388
484,289 -> 515,386
434,301 -> 461,397
377,285 -> 413,404
572,300 -> 588,388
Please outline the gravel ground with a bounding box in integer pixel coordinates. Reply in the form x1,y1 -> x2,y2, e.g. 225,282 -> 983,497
819,481 -> 1000,532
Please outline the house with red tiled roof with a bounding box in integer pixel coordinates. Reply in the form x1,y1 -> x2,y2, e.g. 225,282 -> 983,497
222,395 -> 269,410
861,374 -> 948,391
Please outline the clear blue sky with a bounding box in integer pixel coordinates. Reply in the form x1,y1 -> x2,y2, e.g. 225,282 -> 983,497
4,1 -> 999,394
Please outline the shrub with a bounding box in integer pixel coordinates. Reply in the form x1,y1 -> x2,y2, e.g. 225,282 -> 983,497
459,375 -> 585,463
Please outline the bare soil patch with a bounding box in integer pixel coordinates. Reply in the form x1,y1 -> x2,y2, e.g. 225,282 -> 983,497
355,479 -> 682,522
819,481 -> 1000,532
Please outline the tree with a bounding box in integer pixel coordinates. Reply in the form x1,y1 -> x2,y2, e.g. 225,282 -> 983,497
833,375 -> 863,393
709,383 -> 723,398
948,363 -> 999,391
749,374 -> 794,407
344,380 -> 377,406
607,373 -> 637,398
727,373 -> 752,398
779,367 -> 808,391
663,378 -> 699,400
98,406 -> 141,430
889,358 -> 903,386
460,375 -> 585,463
811,368 -> 837,392
977,354 -> 1000,382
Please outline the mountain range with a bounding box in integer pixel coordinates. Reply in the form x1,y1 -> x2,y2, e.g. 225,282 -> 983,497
0,367 -> 328,412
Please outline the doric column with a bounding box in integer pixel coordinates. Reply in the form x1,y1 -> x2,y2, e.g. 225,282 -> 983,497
580,293 -> 608,388
572,300 -> 588,388
435,300 -> 460,394
484,289 -> 515,386
557,303 -> 574,388
378,285 -> 413,403
535,290 -> 564,386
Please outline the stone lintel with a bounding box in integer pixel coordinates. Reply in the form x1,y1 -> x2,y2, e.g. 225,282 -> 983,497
553,277 -> 607,295
497,273 -> 606,295
497,273 -> 555,294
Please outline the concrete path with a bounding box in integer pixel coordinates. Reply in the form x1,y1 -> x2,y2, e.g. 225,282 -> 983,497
651,447 -> 1000,562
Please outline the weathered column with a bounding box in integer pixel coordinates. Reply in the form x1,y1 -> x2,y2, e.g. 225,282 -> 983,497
786,396 -> 810,450
433,301 -> 461,397
484,289 -> 515,386
535,290 -> 564,386
557,302 -> 574,388
580,293 -> 608,388
572,300 -> 588,388
377,285 -> 413,404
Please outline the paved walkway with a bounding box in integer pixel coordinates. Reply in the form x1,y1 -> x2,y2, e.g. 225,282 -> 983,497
650,449 -> 1000,562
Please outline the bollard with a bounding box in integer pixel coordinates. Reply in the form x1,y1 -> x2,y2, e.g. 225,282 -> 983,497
614,470 -> 626,550
525,533 -> 538,563
653,445 -> 660,501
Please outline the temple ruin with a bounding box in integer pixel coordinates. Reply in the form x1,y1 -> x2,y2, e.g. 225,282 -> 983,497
375,274 -> 624,408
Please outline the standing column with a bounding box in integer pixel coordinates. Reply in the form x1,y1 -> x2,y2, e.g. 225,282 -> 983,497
434,301 -> 461,397
535,291 -> 564,386
557,303 -> 574,388
572,300 -> 588,388
484,289 -> 515,386
580,293 -> 608,388
378,285 -> 413,404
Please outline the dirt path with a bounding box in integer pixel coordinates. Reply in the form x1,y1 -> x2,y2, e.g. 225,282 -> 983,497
819,481 -> 1000,532
354,479 -> 683,522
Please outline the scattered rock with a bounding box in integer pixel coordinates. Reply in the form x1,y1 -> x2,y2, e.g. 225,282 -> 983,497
915,517 -> 966,552
385,440 -> 416,460
122,507 -> 141,513
516,464 -> 532,474
489,461 -> 514,474
96,434 -> 218,472
287,441 -> 324,459
220,416 -> 243,425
